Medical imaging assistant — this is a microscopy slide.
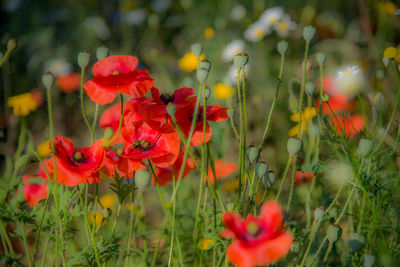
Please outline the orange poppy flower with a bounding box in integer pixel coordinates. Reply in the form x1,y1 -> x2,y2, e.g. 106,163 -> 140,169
56,72 -> 81,93
221,201 -> 292,267
205,159 -> 237,184
331,114 -> 365,138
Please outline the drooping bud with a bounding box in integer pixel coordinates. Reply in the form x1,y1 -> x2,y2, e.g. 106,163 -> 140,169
287,137 -> 303,156
359,139 -> 373,158
305,81 -> 315,96
15,154 -> 30,171
303,25 -> 316,42
313,207 -> 325,221
96,46 -> 109,61
104,127 -> 114,140
190,43 -> 203,57
246,145 -> 260,163
233,52 -> 249,69
42,72 -> 55,90
166,103 -> 176,117
277,40 -> 288,55
255,162 -> 269,179
348,233 -> 366,253
316,52 -> 326,65
327,224 -> 342,243
78,50 -> 90,69
7,38 -> 18,52
363,254 -> 376,267
135,170 -> 150,190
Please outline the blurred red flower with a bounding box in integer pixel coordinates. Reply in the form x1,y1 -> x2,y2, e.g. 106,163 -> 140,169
331,114 -> 365,138
294,170 -> 314,184
47,136 -> 105,186
56,73 -> 81,93
22,173 -> 48,208
221,201 -> 292,267
205,159 -> 237,184
151,86 -> 196,107
84,55 -> 154,105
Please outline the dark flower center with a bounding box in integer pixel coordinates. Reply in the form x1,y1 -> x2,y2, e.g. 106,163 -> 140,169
160,93 -> 174,105
246,222 -> 261,237
133,139 -> 150,150
74,152 -> 83,162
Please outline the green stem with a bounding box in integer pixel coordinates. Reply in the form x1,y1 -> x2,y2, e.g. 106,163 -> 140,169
80,68 -> 94,142
21,224 -> 32,267
0,50 -> 11,68
105,93 -> 124,147
125,177 -> 136,267
297,41 -> 310,138
286,157 -> 298,211
236,69 -> 244,194
275,156 -> 293,201
111,202 -> 122,237
92,104 -> 99,139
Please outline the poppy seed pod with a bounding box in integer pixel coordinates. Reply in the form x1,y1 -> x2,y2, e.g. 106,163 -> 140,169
96,46 -> 109,61
316,52 -> 326,65
303,25 -> 316,42
135,170 -> 150,190
7,38 -> 18,52
313,207 -> 325,221
246,145 -> 260,163
103,127 -> 114,140
42,72 -> 55,90
287,137 -> 303,156
233,52 -> 249,69
348,233 -> 366,253
198,59 -> 211,71
203,88 -> 211,99
78,51 -> 90,69
305,81 -> 315,96
190,43 -> 203,57
359,139 -> 373,158
166,103 -> 176,116
255,162 -> 269,179
197,68 -> 209,83
363,254 -> 376,267
263,171 -> 276,188
327,224 -> 342,243
277,40 -> 288,55
321,93 -> 330,102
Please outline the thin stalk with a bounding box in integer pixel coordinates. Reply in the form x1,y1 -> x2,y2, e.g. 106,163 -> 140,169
92,104 -> 99,138
32,188 -> 51,265
111,203 -> 122,237
80,68 -> 94,142
21,224 -> 32,267
286,157 -> 298,211
275,156 -> 293,201
297,41 -> 310,138
0,50 -> 11,68
236,69 -> 244,194
104,93 -> 124,147
125,177 -> 136,267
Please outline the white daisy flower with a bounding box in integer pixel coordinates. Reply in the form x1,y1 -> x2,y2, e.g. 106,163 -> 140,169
244,21 -> 271,42
337,65 -> 360,80
222,40 -> 245,62
230,5 -> 246,21
259,7 -> 284,26
44,59 -> 72,76
336,65 -> 364,96
273,15 -> 296,37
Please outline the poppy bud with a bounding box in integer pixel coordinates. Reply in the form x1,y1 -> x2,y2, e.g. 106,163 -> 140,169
277,40 -> 288,55
327,224 -> 342,243
363,254 -> 375,267
166,103 -> 176,116
42,72 -> 55,90
7,38 -> 17,52
199,59 -> 211,71
359,139 -> 373,158
78,51 -> 90,69
382,57 -> 390,67
190,43 -> 203,57
303,25 -> 316,42
316,52 -> 326,65
197,68 -> 209,83
15,154 -> 30,171
348,233 -> 366,253
136,170 -> 150,190
263,171 -> 276,188
203,88 -> 211,99
233,52 -> 249,69
96,46 -> 109,61
104,127 -> 114,140
246,145 -> 259,163
287,137 -> 303,156
305,81 -> 315,96
313,207 -> 325,221
255,162 -> 269,179
227,108 -> 235,118
321,93 -> 330,102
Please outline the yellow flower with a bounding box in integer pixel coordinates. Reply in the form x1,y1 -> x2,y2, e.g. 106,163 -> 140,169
288,107 -> 316,137
197,238 -> 213,250
204,27 -> 215,39
99,194 -> 116,209
395,44 -> 400,62
7,92 -> 39,116
214,83 -> 234,100
288,123 -> 307,137
384,47 -> 398,59
380,2 -> 397,15
89,211 -> 103,226
37,140 -> 51,158
178,52 -> 205,72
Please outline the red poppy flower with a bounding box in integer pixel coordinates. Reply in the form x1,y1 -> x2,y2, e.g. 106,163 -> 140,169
151,150 -> 196,186
294,171 -> 314,184
56,73 -> 81,93
22,174 -> 48,208
175,103 -> 228,146
316,77 -> 354,113
99,103 -> 125,144
221,201 -> 292,267
101,149 -> 145,179
84,55 -> 154,105
205,159 -> 237,184
47,136 -> 105,186
124,96 -> 166,123
122,120 -> 180,168
331,114 -> 365,138
151,87 -> 196,107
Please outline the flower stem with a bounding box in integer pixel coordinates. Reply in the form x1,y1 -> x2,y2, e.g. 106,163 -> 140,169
80,68 -> 94,142
297,41 -> 310,138
275,155 -> 293,201
104,93 -> 124,147
125,176 -> 136,267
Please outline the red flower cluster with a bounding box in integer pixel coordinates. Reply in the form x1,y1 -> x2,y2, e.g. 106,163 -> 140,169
221,201 -> 292,267
33,55 -> 228,189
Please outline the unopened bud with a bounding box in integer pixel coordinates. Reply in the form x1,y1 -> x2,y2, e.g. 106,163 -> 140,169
104,127 -> 114,140
255,162 -> 269,179
42,72 -> 55,90
15,155 -> 30,171
136,170 -> 150,190
287,137 -> 303,156
316,53 -> 326,65
264,171 -> 276,187
313,207 -> 325,221
348,233 -> 366,253
166,103 -> 176,116
303,25 -> 316,42
359,139 -> 373,158
305,81 -> 315,96
190,43 -> 203,57
78,51 -> 90,69
96,46 -> 109,61
246,145 -> 259,163
363,254 -> 375,267
327,224 -> 342,243
203,88 -> 211,99
233,52 -> 249,69
277,41 -> 288,55
7,38 -> 18,52
197,68 -> 209,83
